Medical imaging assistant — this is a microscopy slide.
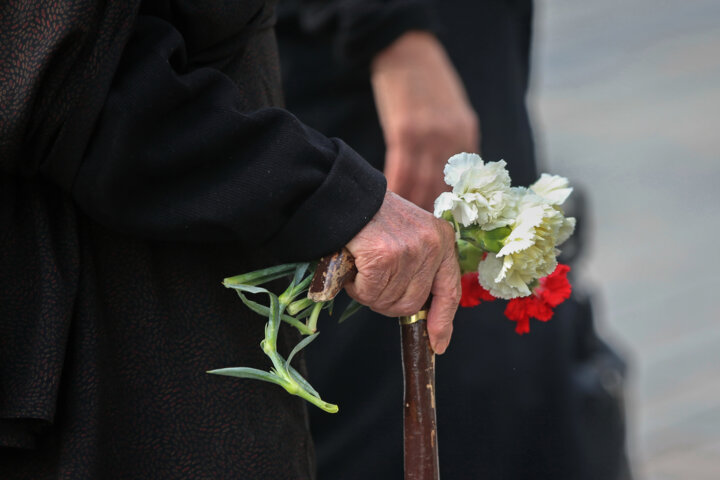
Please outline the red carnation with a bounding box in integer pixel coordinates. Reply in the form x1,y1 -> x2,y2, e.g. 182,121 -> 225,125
460,272 -> 496,307
536,264 -> 572,307
504,264 -> 571,334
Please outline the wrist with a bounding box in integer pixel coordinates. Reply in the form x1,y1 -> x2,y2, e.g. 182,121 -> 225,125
371,31 -> 440,75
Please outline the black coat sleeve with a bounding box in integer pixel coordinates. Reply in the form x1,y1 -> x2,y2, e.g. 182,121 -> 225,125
287,0 -> 437,65
69,16 -> 386,261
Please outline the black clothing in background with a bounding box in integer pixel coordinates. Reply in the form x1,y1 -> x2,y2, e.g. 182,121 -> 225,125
0,0 -> 393,478
277,1 -> 631,479
278,0 -> 536,184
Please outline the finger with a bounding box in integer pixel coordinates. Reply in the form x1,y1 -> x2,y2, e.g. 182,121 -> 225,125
426,238 -> 461,354
346,269 -> 429,317
380,265 -> 434,317
343,257 -> 393,307
409,164 -> 447,212
388,150 -> 441,210
344,229 -> 415,311
384,149 -> 414,200
347,231 -> 434,316
372,240 -> 439,317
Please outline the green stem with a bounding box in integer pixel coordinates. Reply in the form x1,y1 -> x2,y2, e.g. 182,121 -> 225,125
287,297 -> 315,316
224,263 -> 300,287
294,386 -> 339,413
217,263 -> 340,414
262,295 -> 287,375
306,301 -> 323,333
282,315 -> 314,335
279,273 -> 313,305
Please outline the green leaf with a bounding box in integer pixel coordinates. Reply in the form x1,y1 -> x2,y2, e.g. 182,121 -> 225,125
441,210 -> 454,223
207,367 -> 284,385
292,274 -> 313,296
483,226 -> 512,252
236,292 -> 313,334
225,283 -> 270,295
286,364 -> 320,398
459,225 -> 511,254
323,298 -> 335,315
338,299 -> 363,323
285,332 -> 319,370
223,263 -> 299,287
292,263 -> 310,288
268,294 -> 281,341
235,291 -> 272,316
280,273 -> 314,304
456,238 -> 486,274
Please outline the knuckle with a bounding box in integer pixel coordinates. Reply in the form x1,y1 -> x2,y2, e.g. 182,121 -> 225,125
450,283 -> 462,304
372,297 -> 396,314
438,220 -> 456,243
393,298 -> 423,316
354,268 -> 392,302
390,120 -> 422,145
364,239 -> 400,269
406,235 -> 426,259
419,226 -> 441,250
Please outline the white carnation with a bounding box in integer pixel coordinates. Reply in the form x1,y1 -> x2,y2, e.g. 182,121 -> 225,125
443,152 -> 481,187
435,153 -> 512,228
436,155 -> 577,298
477,252 -> 533,299
557,216 -> 576,245
433,192 -> 478,226
530,173 -> 573,206
528,174 -> 575,245
477,189 -> 575,299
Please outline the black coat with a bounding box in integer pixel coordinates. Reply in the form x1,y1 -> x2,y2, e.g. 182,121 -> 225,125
277,1 -> 631,479
0,1 -> 386,478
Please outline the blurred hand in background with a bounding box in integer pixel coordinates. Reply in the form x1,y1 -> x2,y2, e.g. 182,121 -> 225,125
371,31 -> 479,211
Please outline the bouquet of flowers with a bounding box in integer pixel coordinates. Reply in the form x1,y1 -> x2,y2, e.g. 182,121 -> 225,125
210,153 -> 575,411
434,152 -> 575,334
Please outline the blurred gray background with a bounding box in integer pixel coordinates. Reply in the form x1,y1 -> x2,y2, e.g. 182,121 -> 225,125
531,0 -> 720,478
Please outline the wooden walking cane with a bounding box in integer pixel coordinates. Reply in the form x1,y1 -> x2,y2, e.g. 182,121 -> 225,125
399,300 -> 439,480
310,249 -> 440,480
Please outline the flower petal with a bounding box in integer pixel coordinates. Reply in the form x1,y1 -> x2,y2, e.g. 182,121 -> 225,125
444,152 -> 483,187
530,174 -> 573,205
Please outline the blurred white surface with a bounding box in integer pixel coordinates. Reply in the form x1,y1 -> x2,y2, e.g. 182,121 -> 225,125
532,0 -> 720,478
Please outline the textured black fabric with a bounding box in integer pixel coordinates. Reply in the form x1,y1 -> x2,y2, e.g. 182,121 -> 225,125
1,0 -> 386,477
280,0 -> 437,67
73,14 -> 385,260
0,0 -> 140,179
277,1 -> 631,479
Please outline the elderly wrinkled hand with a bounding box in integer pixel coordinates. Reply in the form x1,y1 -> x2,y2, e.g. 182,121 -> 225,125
371,31 -> 479,212
344,192 -> 461,354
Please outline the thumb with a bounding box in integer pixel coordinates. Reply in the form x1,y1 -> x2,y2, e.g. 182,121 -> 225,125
426,249 -> 461,354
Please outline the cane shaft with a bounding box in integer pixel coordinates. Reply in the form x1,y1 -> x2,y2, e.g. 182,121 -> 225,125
400,311 -> 439,480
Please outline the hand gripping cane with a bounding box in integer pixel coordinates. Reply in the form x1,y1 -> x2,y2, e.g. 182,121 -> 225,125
309,248 -> 440,480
